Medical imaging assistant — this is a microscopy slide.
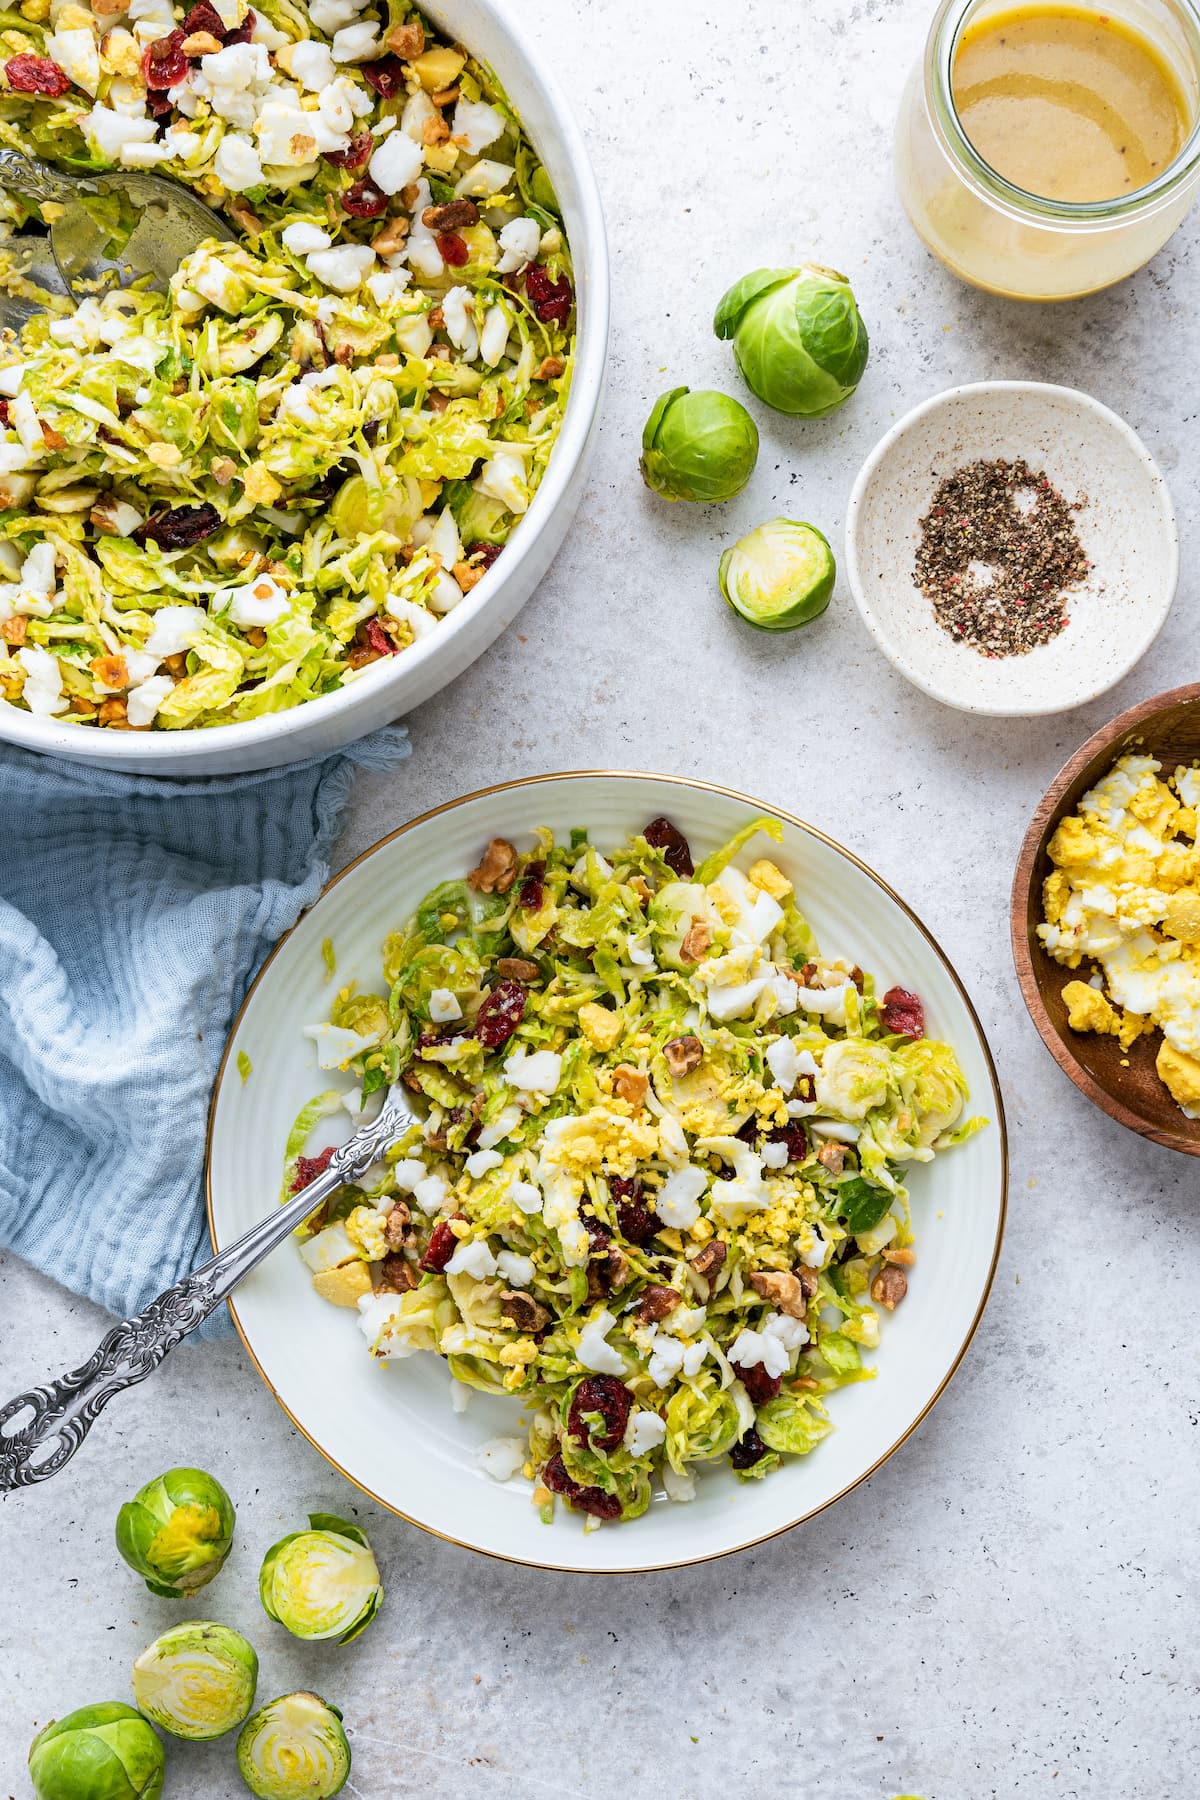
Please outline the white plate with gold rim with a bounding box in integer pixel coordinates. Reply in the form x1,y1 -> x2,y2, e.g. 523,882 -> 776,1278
206,772 -> 1007,1573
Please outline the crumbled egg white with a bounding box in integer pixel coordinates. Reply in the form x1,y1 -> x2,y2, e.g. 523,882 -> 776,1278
576,1307 -> 627,1375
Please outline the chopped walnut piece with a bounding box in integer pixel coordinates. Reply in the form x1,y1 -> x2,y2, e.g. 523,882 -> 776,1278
870,1265 -> 908,1311
386,16 -> 424,55
421,198 -> 479,231
468,836 -> 518,894
227,200 -> 262,238
679,919 -> 711,963
534,355 -> 565,381
791,1375 -> 821,1392
430,83 -> 458,105
497,957 -> 539,981
371,215 -> 410,256
244,627 -> 267,648
636,1285 -> 680,1323
40,422 -> 67,450
453,559 -> 485,592
688,1239 -> 727,1285
664,1034 -> 703,1077
500,1289 -> 551,1333
796,1266 -> 819,1299
427,390 -> 450,413
421,112 -> 450,146
0,616 -> 26,645
817,1142 -> 845,1175
612,1064 -> 648,1107
883,1247 -> 916,1267
97,697 -> 127,726
748,1269 -> 808,1320
209,456 -> 237,486
384,1200 -> 412,1248
90,653 -> 128,690
629,874 -> 651,904
427,304 -> 445,329
377,1253 -> 416,1294
182,27 -> 222,52
163,652 -> 188,678
68,695 -> 95,714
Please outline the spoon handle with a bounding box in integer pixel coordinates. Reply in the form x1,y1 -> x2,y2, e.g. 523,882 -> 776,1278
0,1087 -> 417,1490
0,147 -> 84,209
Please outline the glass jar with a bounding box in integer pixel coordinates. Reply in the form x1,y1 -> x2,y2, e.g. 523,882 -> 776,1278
895,0 -> 1200,300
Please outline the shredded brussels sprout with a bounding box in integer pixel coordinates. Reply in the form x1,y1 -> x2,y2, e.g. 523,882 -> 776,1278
287,815 -> 986,1523
0,5 -> 574,730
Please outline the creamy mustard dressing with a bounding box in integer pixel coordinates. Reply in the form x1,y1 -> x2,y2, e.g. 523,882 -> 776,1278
953,2 -> 1190,202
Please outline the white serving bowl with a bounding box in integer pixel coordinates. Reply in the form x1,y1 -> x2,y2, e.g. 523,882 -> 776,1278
844,382 -> 1178,718
1,0 -> 607,776
206,772 -> 1007,1573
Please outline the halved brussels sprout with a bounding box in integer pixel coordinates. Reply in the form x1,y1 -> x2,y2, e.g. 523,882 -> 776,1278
714,264 -> 868,417
115,1467 -> 235,1599
29,1702 -> 165,1800
718,518 -> 835,630
639,386 -> 758,503
236,1692 -> 350,1800
131,1621 -> 258,1741
259,1513 -> 382,1645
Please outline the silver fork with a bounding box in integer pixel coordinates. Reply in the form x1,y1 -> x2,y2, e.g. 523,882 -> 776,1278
0,1081 -> 419,1491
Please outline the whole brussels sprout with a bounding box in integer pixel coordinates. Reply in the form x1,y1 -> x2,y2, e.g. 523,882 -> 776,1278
714,264 -> 868,417
28,1702 -> 164,1800
639,386 -> 759,503
259,1513 -> 382,1645
115,1466 -> 235,1599
236,1692 -> 351,1799
131,1621 -> 258,1741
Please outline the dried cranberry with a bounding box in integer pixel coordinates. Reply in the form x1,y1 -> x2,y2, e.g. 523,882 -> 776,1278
362,52 -> 405,96
541,1452 -> 621,1519
474,978 -> 527,1051
795,1073 -> 816,1104
142,29 -> 188,89
181,1 -> 226,36
364,617 -> 400,658
0,400 -> 10,427
643,815 -> 694,877
467,541 -> 502,570
419,1218 -> 458,1273
324,128 -> 373,170
436,230 -> 470,267
732,1361 -> 782,1405
880,986 -> 925,1039
132,502 -> 222,549
524,262 -> 573,326
290,1145 -> 335,1192
767,1121 -> 809,1164
567,1375 -> 632,1451
518,859 -> 546,910
223,7 -> 255,43
730,1427 -> 769,1470
147,90 -> 173,116
342,177 -> 388,219
5,53 -> 71,95
610,1177 -> 661,1246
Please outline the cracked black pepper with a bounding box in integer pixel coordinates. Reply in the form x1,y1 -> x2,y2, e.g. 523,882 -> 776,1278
913,458 -> 1091,657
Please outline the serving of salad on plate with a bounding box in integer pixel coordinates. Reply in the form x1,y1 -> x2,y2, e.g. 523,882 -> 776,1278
286,813 -> 986,1528
0,0 -> 574,729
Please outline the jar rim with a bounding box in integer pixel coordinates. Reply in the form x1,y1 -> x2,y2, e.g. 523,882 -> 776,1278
927,0 -> 1200,222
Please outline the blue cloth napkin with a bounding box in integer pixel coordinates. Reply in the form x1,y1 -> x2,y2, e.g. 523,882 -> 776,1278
0,727 -> 411,1340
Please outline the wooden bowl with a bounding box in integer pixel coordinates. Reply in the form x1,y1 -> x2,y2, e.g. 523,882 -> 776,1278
1012,682 -> 1200,1156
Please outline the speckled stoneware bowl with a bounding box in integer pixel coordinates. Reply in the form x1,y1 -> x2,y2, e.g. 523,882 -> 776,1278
844,382 -> 1178,718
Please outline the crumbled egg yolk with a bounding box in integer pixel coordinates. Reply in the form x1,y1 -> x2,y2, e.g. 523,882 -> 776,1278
540,1105 -> 659,1176
1039,754 -> 1200,1111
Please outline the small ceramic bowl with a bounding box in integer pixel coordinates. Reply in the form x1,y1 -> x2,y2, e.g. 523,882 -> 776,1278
1012,682 -> 1200,1156
844,382 -> 1178,717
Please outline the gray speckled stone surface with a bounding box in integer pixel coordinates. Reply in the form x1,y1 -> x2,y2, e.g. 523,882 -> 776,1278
4,1 -> 1200,1794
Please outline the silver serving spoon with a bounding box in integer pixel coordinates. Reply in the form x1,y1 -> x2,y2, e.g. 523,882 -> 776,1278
0,145 -> 234,304
0,1081 -> 420,1489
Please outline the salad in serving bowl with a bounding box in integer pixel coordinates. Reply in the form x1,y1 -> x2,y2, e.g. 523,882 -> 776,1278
0,0 -> 598,764
284,810 -> 986,1528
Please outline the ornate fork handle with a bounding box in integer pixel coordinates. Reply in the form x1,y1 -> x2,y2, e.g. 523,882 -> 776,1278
0,146 -> 89,210
0,1090 -> 416,1491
